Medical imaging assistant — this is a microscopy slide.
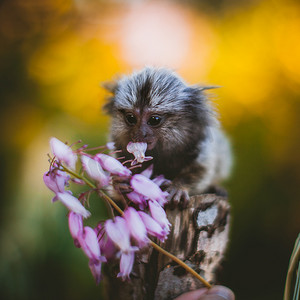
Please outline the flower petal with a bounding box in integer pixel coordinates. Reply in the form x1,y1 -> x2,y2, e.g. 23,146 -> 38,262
95,153 -> 131,177
105,217 -> 131,253
117,252 -> 135,280
50,137 -> 77,170
43,169 -> 70,195
78,226 -> 102,262
95,223 -> 117,261
57,192 -> 91,218
127,141 -> 147,154
130,174 -> 168,206
149,200 -> 171,235
138,211 -> 168,242
152,175 -> 170,187
126,191 -> 147,210
126,142 -> 153,165
68,212 -> 83,247
124,207 -> 149,247
89,260 -> 102,285
140,164 -> 153,178
106,142 -> 115,150
81,155 -> 110,186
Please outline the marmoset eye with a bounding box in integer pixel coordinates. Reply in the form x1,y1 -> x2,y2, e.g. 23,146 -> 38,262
125,113 -> 137,125
148,115 -> 161,127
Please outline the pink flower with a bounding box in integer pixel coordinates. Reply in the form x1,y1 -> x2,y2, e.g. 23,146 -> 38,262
89,260 -> 102,285
149,200 -> 171,235
126,191 -> 147,210
81,155 -> 110,186
117,252 -> 135,280
78,226 -> 106,263
124,207 -> 149,247
68,212 -> 83,248
95,153 -> 131,177
130,174 -> 168,206
43,169 -> 71,202
105,217 -> 137,253
138,211 -> 168,242
95,224 -> 117,261
152,175 -> 170,187
71,178 -> 85,185
126,142 -> 153,166
140,164 -> 153,178
106,142 -> 115,150
105,217 -> 138,280
77,226 -> 106,285
57,192 -> 91,218
50,137 -> 77,170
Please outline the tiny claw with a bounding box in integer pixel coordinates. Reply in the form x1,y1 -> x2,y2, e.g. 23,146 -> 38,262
160,179 -> 172,190
172,189 -> 182,205
166,187 -> 176,210
166,185 -> 190,209
179,189 -> 190,209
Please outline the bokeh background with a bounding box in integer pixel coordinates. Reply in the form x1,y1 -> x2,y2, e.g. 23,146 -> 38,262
1,0 -> 299,299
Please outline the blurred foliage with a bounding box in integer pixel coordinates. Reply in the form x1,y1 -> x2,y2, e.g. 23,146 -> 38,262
0,0 -> 300,299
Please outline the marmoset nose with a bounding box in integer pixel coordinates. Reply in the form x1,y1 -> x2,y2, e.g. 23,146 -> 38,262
131,124 -> 151,142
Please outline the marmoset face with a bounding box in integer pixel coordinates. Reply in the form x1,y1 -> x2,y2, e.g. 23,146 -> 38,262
119,108 -> 163,150
106,67 -> 214,156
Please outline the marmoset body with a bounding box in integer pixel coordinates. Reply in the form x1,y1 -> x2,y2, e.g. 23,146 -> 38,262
104,67 -> 232,205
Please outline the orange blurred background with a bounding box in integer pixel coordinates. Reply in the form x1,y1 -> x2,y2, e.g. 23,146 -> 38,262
1,0 -> 300,299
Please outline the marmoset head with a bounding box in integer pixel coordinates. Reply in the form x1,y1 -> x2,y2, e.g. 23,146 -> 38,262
104,67 -> 216,156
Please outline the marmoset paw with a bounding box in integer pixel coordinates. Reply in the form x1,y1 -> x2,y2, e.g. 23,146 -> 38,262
166,185 -> 190,209
112,176 -> 133,194
158,178 -> 172,190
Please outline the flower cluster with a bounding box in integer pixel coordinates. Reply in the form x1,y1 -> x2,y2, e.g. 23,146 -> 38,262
43,137 -> 171,283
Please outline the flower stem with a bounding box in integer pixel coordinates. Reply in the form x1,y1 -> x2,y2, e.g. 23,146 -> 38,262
62,165 -> 211,289
150,241 -> 212,288
62,166 -> 95,189
62,165 -> 117,218
81,145 -> 106,152
99,190 -> 124,216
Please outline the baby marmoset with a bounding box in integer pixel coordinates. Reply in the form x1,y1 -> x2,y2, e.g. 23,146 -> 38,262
104,67 -> 232,206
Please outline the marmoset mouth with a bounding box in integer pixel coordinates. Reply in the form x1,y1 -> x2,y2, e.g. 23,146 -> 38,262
130,139 -> 156,151
146,140 -> 156,151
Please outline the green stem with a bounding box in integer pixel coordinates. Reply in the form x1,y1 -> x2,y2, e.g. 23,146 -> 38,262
62,165 -> 115,218
62,166 -> 95,189
100,190 -> 124,216
61,164 -> 211,289
80,145 -> 106,152
150,241 -> 212,288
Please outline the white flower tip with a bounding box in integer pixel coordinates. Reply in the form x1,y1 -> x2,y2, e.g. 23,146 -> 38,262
82,210 -> 91,219
130,159 -> 138,166
57,192 -> 91,218
81,155 -> 110,186
141,164 -> 153,178
127,142 -> 153,165
106,142 -> 115,150
49,137 -> 77,169
95,153 -> 132,177
126,142 -> 146,155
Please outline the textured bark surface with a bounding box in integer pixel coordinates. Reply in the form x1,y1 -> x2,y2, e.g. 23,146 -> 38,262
105,193 -> 230,300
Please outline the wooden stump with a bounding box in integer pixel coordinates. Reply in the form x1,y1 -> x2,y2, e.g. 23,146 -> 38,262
105,193 -> 230,300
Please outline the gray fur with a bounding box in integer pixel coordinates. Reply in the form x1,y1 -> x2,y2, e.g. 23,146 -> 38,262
104,67 -> 232,202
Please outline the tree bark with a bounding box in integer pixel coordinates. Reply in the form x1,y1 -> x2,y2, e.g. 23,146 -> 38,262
105,193 -> 230,300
